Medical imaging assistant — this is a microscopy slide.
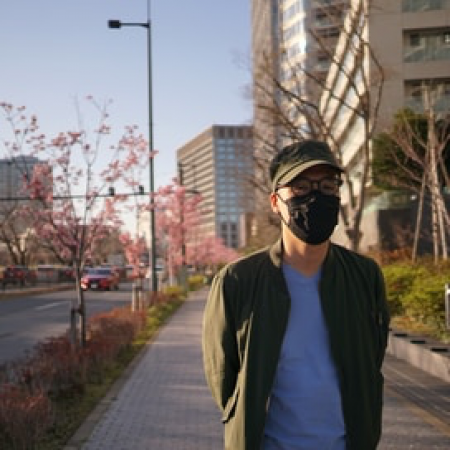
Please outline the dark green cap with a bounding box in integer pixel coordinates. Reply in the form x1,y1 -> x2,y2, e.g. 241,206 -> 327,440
269,140 -> 343,191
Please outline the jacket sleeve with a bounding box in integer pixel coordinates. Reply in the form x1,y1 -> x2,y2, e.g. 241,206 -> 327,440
374,261 -> 391,368
202,269 -> 240,415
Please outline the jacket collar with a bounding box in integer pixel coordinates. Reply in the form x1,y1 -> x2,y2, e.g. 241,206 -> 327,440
269,237 -> 284,268
269,237 -> 336,273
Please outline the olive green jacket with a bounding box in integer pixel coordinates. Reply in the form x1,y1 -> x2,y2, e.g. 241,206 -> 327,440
202,239 -> 390,450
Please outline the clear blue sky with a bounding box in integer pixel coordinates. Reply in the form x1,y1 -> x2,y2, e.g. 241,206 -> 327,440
0,0 -> 252,189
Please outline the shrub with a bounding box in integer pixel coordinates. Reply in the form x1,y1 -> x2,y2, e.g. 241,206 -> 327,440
162,285 -> 186,299
30,336 -> 88,397
188,274 -> 206,291
0,384 -> 53,449
0,302 -> 164,448
382,264 -> 418,316
86,308 -> 146,375
382,259 -> 450,340
400,267 -> 448,334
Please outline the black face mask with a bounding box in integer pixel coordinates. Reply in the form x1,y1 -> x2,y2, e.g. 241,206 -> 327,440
277,191 -> 340,245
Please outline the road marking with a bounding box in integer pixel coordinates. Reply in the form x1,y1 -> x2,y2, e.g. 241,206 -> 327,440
35,302 -> 65,311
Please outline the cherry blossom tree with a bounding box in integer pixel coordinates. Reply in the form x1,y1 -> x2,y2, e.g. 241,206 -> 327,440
155,181 -> 202,285
155,181 -> 240,285
0,99 -> 151,348
192,235 -> 240,271
119,232 -> 147,277
119,231 -> 148,309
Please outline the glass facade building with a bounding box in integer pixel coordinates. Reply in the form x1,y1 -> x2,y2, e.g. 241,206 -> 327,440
177,125 -> 254,249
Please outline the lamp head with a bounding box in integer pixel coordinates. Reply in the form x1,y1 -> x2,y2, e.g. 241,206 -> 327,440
108,20 -> 122,29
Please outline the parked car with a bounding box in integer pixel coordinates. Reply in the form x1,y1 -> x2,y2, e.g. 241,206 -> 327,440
1,265 -> 37,287
81,267 -> 120,291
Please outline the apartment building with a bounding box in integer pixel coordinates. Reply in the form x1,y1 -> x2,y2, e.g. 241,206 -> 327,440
250,0 -> 449,251
176,125 -> 254,249
374,0 -> 450,121
321,0 -> 450,251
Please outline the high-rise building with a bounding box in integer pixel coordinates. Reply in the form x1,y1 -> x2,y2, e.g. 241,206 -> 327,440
176,125 -> 254,249
320,0 -> 450,250
373,0 -> 450,121
251,0 -> 348,153
0,155 -> 42,208
250,0 -> 349,242
0,156 -> 45,257
251,0 -> 450,251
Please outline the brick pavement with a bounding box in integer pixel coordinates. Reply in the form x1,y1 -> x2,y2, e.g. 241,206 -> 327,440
66,287 -> 450,450
68,287 -> 222,450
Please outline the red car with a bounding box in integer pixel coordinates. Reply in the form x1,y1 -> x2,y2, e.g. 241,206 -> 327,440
2,265 -> 37,288
81,267 -> 120,291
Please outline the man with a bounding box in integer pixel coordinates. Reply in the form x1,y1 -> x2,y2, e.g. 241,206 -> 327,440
202,140 -> 390,450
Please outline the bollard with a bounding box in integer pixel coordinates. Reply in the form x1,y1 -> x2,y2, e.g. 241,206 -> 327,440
132,284 -> 139,312
445,283 -> 450,330
138,288 -> 143,311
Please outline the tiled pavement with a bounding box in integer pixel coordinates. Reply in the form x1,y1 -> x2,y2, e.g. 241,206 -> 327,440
65,287 -> 450,450
66,287 -> 222,450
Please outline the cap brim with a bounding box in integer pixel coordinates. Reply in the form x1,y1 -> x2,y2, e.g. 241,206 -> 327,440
277,160 -> 344,187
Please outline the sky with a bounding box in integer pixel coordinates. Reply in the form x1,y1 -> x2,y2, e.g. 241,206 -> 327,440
0,0 -> 253,190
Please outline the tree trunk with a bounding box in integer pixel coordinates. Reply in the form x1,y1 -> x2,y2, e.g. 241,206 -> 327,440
70,263 -> 86,348
425,88 -> 444,263
412,174 -> 426,262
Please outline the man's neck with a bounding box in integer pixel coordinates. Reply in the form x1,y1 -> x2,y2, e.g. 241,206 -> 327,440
282,229 -> 329,277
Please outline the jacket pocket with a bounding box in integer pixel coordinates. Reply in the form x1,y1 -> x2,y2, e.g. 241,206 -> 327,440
222,383 -> 240,423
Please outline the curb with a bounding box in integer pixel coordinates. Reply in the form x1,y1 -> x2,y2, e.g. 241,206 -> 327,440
387,328 -> 450,383
0,284 -> 74,301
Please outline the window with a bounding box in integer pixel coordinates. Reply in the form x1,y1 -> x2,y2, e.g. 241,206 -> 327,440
402,0 -> 445,12
410,34 -> 421,47
443,32 -> 450,45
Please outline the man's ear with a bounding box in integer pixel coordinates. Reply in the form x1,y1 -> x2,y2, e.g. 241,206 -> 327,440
270,192 -> 279,214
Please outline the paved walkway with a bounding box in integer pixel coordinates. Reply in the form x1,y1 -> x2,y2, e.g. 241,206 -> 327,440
66,287 -> 222,449
66,287 -> 450,449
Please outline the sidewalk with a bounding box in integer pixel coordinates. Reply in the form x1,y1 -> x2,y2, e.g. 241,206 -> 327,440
65,287 -> 222,450
66,287 -> 450,450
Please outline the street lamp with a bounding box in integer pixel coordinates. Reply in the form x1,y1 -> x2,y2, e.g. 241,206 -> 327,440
177,162 -> 200,289
108,4 -> 157,293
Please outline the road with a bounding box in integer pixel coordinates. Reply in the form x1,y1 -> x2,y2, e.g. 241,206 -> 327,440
0,283 -> 134,365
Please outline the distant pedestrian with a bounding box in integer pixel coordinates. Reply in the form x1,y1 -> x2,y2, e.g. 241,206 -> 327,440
202,139 -> 390,449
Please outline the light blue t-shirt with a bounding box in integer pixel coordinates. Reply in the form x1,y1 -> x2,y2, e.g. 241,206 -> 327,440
262,263 -> 346,450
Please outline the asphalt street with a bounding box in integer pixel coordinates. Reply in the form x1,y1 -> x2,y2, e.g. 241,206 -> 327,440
0,283 -> 132,365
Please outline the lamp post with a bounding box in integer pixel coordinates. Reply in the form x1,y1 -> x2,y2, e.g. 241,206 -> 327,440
108,2 -> 157,293
177,162 -> 200,289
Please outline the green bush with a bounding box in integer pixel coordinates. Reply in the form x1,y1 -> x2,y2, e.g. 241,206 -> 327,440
401,267 -> 448,334
188,274 -> 206,291
162,285 -> 186,299
382,260 -> 450,340
382,264 -> 417,316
